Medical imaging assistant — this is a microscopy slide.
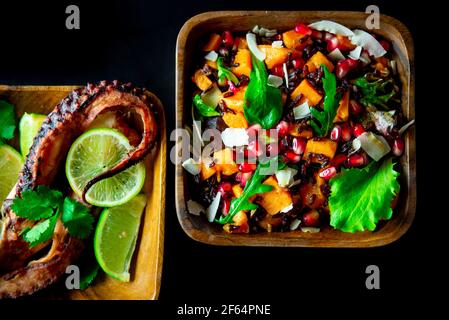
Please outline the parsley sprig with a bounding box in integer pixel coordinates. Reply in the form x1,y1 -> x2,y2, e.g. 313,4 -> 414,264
12,186 -> 94,247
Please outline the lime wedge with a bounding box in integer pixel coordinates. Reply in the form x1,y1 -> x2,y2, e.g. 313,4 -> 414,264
94,194 -> 147,282
0,145 -> 24,203
19,113 -> 46,157
66,128 -> 146,207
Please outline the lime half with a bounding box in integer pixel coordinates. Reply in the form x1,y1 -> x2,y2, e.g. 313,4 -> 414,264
0,145 -> 24,203
94,194 -> 147,282
66,128 -> 146,207
19,113 -> 46,157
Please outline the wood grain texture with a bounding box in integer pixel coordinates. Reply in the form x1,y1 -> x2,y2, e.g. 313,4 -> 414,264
0,85 -> 165,299
175,11 -> 416,247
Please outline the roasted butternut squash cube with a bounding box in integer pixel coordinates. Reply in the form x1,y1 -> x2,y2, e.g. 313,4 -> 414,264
202,33 -> 222,51
258,45 -> 291,69
334,91 -> 349,123
222,111 -> 248,128
289,124 -> 314,139
232,48 -> 252,77
223,211 -> 249,233
304,139 -> 338,162
300,173 -> 326,209
282,29 -> 305,49
192,69 -> 212,91
305,51 -> 334,73
232,184 -> 244,198
237,37 -> 248,49
290,79 -> 323,106
205,59 -> 217,69
257,176 -> 293,215
200,162 -> 216,181
221,86 -> 247,113
213,148 -> 239,176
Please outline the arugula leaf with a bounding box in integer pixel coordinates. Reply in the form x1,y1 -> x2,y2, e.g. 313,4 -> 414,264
217,57 -> 239,85
193,94 -> 220,117
353,76 -> 395,110
216,158 -> 287,225
310,65 -> 342,137
0,100 -> 16,142
329,157 -> 400,233
22,213 -> 58,248
11,186 -> 63,220
62,198 -> 95,238
243,54 -> 283,129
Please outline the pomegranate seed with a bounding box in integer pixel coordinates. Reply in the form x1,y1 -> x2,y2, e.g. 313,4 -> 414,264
302,210 -> 320,227
336,58 -> 358,79
222,31 -> 234,48
276,121 -> 290,138
349,99 -> 363,116
285,150 -> 301,163
272,65 -> 284,77
247,124 -> 262,138
319,166 -> 337,181
295,23 -> 312,35
379,39 -> 390,51
238,162 -> 257,173
352,124 -> 365,137
279,137 -> 289,152
340,123 -> 352,142
392,137 -> 404,156
235,172 -> 242,183
292,58 -> 304,70
330,125 -> 341,141
240,172 -> 253,187
247,140 -> 262,158
332,154 -> 347,168
291,137 -> 307,155
267,143 -> 279,157
218,182 -> 232,195
228,80 -> 237,93
311,30 -> 323,39
274,34 -> 283,41
221,198 -> 231,215
326,36 -> 340,52
346,153 -> 367,168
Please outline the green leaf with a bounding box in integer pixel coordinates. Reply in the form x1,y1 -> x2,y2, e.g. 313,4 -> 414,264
79,262 -> 100,290
62,198 -> 94,239
243,54 -> 283,129
353,76 -> 395,110
0,100 -> 16,141
329,157 -> 400,233
11,185 -> 63,220
22,213 -> 58,248
193,94 -> 220,117
310,65 -> 341,137
217,57 -> 239,85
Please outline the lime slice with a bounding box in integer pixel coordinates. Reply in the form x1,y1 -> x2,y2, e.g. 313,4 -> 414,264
19,113 -> 46,157
94,194 -> 147,282
66,128 -> 146,207
0,145 -> 24,203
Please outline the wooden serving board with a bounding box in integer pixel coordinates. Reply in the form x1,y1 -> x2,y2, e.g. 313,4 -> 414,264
0,85 -> 166,300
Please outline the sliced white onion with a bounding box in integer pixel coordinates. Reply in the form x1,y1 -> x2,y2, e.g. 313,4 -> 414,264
348,46 -> 362,60
267,75 -> 283,88
204,50 -> 218,62
276,167 -> 298,187
398,119 -> 415,136
301,227 -> 320,233
350,30 -> 386,58
328,48 -> 345,61
272,40 -> 284,48
280,203 -> 294,213
201,84 -> 222,108
182,158 -> 201,175
293,101 -> 311,120
357,132 -> 391,161
308,20 -> 354,36
290,219 -> 301,231
187,200 -> 205,216
206,192 -> 221,222
221,128 -> 249,147
246,33 -> 266,61
283,63 -> 289,89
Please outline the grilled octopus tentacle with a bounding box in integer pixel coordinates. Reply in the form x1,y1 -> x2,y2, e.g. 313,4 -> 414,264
0,81 -> 158,298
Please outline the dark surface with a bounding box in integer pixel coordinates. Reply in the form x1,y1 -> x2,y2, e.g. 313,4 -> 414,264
0,0 -> 437,315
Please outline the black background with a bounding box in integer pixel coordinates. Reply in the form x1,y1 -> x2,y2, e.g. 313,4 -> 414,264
0,0 -> 439,317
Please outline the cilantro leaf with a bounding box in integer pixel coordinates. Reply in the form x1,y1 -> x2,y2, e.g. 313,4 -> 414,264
193,94 -> 220,117
0,100 -> 16,141
217,57 -> 239,85
11,185 -> 63,220
243,54 -> 283,129
22,213 -> 58,248
310,65 -> 342,137
79,262 -> 100,290
329,157 -> 400,233
62,197 -> 94,238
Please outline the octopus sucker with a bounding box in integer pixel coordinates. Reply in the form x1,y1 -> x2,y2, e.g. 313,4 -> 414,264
0,80 -> 158,298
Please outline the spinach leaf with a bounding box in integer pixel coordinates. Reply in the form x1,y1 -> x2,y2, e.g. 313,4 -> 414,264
217,57 -> 239,85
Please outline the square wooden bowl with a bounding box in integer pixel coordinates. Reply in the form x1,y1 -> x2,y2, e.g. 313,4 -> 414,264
175,11 -> 415,247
